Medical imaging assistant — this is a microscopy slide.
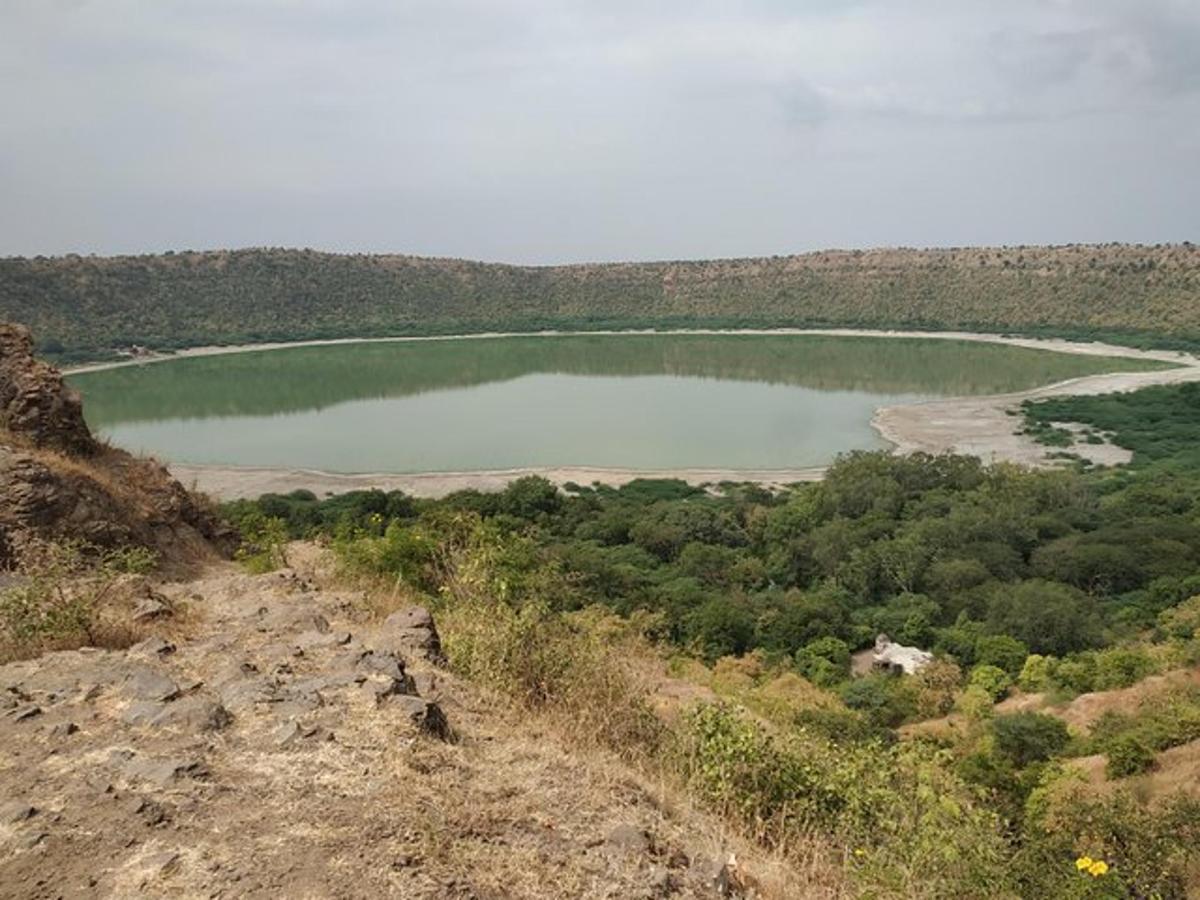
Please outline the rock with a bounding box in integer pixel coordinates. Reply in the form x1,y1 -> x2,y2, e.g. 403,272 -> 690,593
364,676 -> 408,704
218,676 -> 278,712
121,668 -> 179,703
388,695 -> 451,740
15,830 -> 47,850
409,670 -> 440,698
689,856 -> 734,896
274,720 -> 332,748
141,849 -> 181,881
121,701 -> 168,727
129,637 -> 176,658
377,607 -> 445,665
357,650 -> 409,684
128,796 -> 170,827
131,596 -> 171,622
10,704 -> 41,721
149,697 -> 232,732
272,683 -> 326,718
0,800 -> 37,824
0,324 -> 237,560
605,824 -> 651,854
122,756 -> 209,787
294,629 -> 352,651
0,323 -> 96,455
46,721 -> 79,738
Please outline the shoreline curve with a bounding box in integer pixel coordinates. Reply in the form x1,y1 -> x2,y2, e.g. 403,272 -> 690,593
73,327 -> 1200,499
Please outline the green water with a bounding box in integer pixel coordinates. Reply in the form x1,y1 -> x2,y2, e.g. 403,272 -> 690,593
68,334 -> 1167,473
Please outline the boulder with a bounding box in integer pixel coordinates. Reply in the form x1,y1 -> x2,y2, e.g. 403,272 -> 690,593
377,606 -> 445,665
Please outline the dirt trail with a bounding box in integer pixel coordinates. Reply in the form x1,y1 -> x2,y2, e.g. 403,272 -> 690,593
0,548 -> 774,899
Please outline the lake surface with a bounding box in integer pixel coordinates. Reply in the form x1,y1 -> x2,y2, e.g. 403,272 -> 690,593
68,334 -> 1162,473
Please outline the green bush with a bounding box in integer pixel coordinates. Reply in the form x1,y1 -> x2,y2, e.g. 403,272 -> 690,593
968,664 -> 1013,701
1018,653 -> 1055,692
794,636 -> 851,687
231,510 -> 290,573
992,712 -> 1071,767
839,674 -> 919,728
975,634 -> 1029,676
676,703 -> 1011,896
1105,735 -> 1156,779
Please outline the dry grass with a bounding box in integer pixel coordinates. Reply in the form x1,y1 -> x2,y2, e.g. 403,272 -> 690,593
334,565 -> 852,897
0,540 -> 193,664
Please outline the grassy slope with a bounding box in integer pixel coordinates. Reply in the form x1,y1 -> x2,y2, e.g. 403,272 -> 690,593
3,243 -> 1199,358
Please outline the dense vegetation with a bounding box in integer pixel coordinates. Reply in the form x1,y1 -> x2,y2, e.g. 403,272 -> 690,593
223,381 -> 1200,896
4,243 -> 1200,360
1023,381 -> 1200,468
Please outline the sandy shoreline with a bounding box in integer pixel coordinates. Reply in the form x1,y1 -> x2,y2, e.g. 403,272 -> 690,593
170,464 -> 829,500
74,327 -> 1199,499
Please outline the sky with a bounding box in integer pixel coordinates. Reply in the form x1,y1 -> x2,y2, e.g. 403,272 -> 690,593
1,0 -> 1198,263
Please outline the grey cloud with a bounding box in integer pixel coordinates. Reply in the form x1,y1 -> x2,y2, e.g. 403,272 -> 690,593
0,0 -> 1196,261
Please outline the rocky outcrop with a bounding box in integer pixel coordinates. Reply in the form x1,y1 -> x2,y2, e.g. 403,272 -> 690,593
0,323 -> 95,456
0,563 -> 455,897
0,322 -> 234,565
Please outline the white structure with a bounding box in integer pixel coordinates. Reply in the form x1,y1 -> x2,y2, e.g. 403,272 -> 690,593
871,633 -> 933,675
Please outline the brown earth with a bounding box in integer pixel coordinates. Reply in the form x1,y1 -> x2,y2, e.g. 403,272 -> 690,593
0,545 -> 820,900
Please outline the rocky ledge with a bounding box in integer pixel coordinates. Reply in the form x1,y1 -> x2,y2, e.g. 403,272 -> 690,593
0,322 -> 233,565
0,560 -> 452,897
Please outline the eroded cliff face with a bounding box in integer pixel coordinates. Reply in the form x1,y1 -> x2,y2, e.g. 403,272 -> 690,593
0,323 -> 233,566
0,324 -> 96,456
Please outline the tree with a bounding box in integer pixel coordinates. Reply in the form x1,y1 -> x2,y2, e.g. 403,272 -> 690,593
968,664 -> 1013,701
795,637 -> 851,687
984,580 -> 1102,656
975,634 -> 1029,676
687,598 -> 755,662
497,476 -> 562,519
1017,654 -> 1054,693
991,712 -> 1070,766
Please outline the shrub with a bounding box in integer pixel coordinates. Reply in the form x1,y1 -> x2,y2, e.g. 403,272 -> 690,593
233,511 -> 290,573
1091,646 -> 1160,690
794,636 -> 851,687
438,593 -> 662,757
839,674 -> 918,728
1105,735 -> 1156,779
0,541 -> 160,663
676,703 -> 1012,896
1019,779 -> 1200,900
912,657 -> 963,718
1159,594 -> 1200,640
957,684 -> 996,721
975,634 -> 1029,676
968,664 -> 1013,701
992,712 -> 1070,767
1018,653 -> 1055,692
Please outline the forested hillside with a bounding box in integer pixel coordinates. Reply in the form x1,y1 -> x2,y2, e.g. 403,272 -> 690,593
219,382 -> 1200,896
2,243 -> 1199,359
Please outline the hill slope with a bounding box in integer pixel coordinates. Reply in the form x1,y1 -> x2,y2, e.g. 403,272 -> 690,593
2,244 -> 1199,359
0,548 -> 796,899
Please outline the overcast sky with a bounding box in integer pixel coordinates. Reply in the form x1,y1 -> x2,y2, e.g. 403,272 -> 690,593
1,1 -> 1197,262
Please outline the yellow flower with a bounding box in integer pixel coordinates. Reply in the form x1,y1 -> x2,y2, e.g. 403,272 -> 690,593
1075,856 -> 1093,871
1088,860 -> 1109,877
853,848 -> 866,857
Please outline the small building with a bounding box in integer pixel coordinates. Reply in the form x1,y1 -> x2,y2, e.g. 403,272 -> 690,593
870,633 -> 933,676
